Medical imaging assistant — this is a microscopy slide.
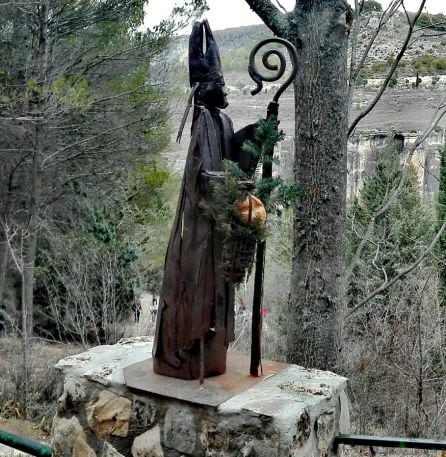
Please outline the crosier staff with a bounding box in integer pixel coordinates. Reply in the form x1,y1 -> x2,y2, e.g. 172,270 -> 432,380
248,38 -> 298,376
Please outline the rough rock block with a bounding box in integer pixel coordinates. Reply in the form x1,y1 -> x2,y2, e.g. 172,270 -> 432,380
52,416 -> 97,457
86,391 -> 131,438
132,426 -> 163,457
164,406 -> 198,454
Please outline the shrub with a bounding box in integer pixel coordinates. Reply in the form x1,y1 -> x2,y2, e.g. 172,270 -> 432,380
362,0 -> 383,13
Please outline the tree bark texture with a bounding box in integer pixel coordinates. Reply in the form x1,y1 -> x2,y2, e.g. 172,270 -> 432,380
289,0 -> 350,370
0,232 -> 8,336
22,231 -> 37,337
0,232 -> 8,305
245,0 -> 351,370
21,0 -> 49,338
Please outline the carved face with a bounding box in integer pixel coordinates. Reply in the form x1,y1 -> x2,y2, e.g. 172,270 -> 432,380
197,77 -> 228,109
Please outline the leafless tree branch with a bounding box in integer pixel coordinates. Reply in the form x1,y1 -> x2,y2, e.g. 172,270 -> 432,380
274,0 -> 288,14
347,217 -> 446,318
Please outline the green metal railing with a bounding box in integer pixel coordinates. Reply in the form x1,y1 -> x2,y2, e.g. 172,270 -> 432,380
334,433 -> 446,453
3,427 -> 446,456
0,428 -> 52,457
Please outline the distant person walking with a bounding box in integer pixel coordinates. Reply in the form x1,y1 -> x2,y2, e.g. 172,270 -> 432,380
238,298 -> 246,316
0,303 -> 5,337
150,297 -> 158,323
132,299 -> 142,324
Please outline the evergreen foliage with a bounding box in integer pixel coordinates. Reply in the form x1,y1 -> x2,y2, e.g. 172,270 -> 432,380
242,118 -> 299,207
348,146 -> 434,306
346,143 -> 443,435
0,0 -> 206,340
388,75 -> 398,88
355,74 -> 368,88
200,117 -> 298,284
361,0 -> 383,13
437,142 -> 446,295
202,117 -> 298,238
416,13 -> 446,31
200,160 -> 266,241
34,157 -> 176,342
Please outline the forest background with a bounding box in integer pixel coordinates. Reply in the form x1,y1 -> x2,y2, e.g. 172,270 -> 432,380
1,0 -> 446,445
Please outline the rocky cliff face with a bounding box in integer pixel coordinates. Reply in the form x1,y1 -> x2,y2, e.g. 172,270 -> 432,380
271,129 -> 445,202
348,130 -> 445,201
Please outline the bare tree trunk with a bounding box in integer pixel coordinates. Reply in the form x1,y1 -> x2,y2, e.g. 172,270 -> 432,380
0,230 -> 8,336
0,231 -> 8,301
0,166 -> 14,336
287,0 -> 350,370
20,124 -> 42,416
21,237 -> 30,417
21,0 -> 50,339
22,231 -> 37,337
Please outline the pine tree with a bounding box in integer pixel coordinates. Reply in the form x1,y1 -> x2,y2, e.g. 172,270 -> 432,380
346,143 -> 443,435
437,141 -> 446,296
348,146 -> 434,310
0,0 -> 206,339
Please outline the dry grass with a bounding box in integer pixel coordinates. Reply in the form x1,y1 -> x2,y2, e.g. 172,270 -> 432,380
0,337 -> 81,422
0,308 -> 156,424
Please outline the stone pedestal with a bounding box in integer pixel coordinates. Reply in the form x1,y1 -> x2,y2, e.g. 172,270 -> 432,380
52,337 -> 349,457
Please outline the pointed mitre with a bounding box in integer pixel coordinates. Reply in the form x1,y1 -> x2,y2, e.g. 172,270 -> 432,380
189,19 -> 223,86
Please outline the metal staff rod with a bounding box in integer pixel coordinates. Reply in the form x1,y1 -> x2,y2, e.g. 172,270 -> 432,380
247,38 -> 298,376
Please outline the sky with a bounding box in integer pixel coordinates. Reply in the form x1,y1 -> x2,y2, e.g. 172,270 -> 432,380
144,0 -> 446,31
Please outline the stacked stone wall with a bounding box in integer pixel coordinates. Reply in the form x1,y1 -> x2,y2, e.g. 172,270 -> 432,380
52,337 -> 349,457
